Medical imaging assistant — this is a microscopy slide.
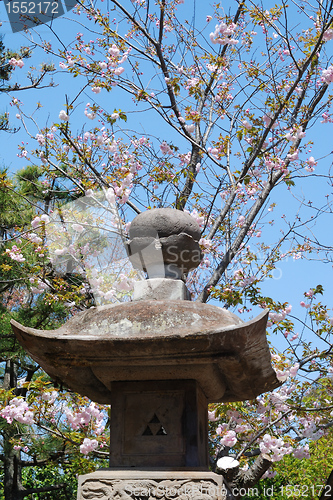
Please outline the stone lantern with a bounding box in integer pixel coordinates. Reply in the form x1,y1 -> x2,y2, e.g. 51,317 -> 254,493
11,208 -> 280,500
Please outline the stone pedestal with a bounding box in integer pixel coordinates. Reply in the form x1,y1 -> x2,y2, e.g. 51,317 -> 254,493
77,470 -> 226,499
109,380 -> 208,468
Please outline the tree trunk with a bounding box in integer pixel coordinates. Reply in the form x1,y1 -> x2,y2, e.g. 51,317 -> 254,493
3,360 -> 24,500
3,445 -> 24,500
320,469 -> 333,500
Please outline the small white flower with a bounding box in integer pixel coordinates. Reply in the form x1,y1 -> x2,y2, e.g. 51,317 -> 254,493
59,110 -> 69,121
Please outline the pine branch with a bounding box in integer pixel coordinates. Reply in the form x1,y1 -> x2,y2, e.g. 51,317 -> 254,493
20,451 -> 66,467
21,483 -> 67,497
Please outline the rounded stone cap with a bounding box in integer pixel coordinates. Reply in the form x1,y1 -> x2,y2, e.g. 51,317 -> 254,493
128,208 -> 201,240
126,208 -> 203,277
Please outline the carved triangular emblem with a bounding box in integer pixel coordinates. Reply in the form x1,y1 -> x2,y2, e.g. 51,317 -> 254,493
149,414 -> 160,423
142,425 -> 153,435
156,425 -> 167,435
142,414 -> 167,435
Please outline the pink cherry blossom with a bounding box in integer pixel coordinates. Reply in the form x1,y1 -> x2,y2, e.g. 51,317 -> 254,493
106,187 -> 116,205
188,209 -> 205,227
72,224 -> 84,233
80,438 -> 99,455
289,363 -> 299,377
40,214 -> 50,223
323,29 -> 333,41
259,434 -> 292,462
287,149 -> 299,161
31,216 -> 41,229
5,246 -> 25,263
9,58 -> 24,68
208,410 -> 219,422
210,22 -> 238,45
238,215 -> 245,226
275,369 -> 289,382
220,430 -> 237,447
242,120 -> 252,130
199,238 -> 212,250
0,398 -> 34,425
59,110 -> 69,121
41,391 -> 58,403
108,44 -> 120,56
116,274 -> 133,292
114,67 -> 125,76
305,157 -> 317,172
321,65 -> 333,83
293,444 -> 310,459
160,141 -> 172,155
185,123 -> 195,133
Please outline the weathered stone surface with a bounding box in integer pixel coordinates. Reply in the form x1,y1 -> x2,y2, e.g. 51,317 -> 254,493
133,278 -> 191,301
128,208 -> 201,240
11,303 -> 280,404
125,208 -> 203,276
109,380 -> 208,468
77,470 -> 226,500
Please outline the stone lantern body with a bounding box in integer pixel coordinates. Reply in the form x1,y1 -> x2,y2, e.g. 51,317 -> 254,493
11,209 -> 280,500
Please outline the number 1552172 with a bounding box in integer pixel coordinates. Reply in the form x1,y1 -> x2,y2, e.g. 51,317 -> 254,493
5,2 -> 60,14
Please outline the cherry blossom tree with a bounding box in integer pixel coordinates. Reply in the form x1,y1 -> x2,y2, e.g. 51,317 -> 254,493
1,1 -> 333,498
0,35 -> 56,134
0,172 -> 110,500
246,428 -> 333,499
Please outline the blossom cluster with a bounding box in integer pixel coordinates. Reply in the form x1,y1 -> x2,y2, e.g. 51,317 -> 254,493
0,392 -> 107,456
31,214 -> 50,228
80,437 -> 99,455
209,22 -> 239,45
41,390 -> 58,403
299,417 -> 324,441
233,268 -> 255,288
285,127 -> 306,143
5,245 -> 25,263
321,66 -> 333,84
259,434 -> 293,462
268,304 -> 292,323
275,362 -> 299,383
219,429 -> 238,447
59,43 -> 130,89
0,398 -> 34,425
59,110 -> 69,121
65,402 -> 105,435
293,444 -> 310,459
9,58 -> 24,68
188,208 -> 205,227
29,277 -> 49,294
